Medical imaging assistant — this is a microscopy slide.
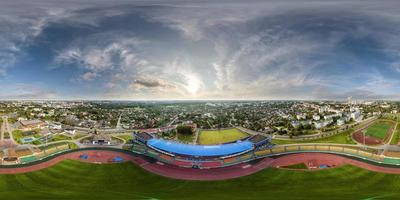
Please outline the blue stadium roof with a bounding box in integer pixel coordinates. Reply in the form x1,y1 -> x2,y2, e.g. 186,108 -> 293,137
147,138 -> 254,157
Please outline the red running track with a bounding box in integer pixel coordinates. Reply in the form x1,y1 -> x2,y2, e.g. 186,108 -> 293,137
2,150 -> 400,180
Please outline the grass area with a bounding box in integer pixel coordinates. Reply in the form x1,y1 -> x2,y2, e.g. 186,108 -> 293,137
1,160 -> 400,199
48,134 -> 72,142
390,124 -> 400,145
116,134 -> 133,141
38,142 -> 70,151
68,142 -> 79,149
198,128 -> 248,145
12,130 -> 24,143
177,133 -> 194,143
273,129 -> 356,145
282,163 -> 308,169
12,130 -> 42,144
72,133 -> 88,140
365,121 -> 393,139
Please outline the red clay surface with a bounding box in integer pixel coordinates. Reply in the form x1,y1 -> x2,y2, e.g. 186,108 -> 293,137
2,150 -> 400,180
352,131 -> 382,145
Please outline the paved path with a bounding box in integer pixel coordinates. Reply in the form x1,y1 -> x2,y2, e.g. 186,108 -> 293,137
0,116 -> 17,148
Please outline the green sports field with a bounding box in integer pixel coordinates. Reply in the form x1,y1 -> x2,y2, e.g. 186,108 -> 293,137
365,121 -> 393,139
1,160 -> 400,199
198,128 -> 248,145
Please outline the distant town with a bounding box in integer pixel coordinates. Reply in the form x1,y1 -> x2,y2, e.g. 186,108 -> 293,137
0,100 -> 398,147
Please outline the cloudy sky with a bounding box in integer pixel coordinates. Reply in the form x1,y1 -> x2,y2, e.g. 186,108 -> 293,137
1,0 -> 400,100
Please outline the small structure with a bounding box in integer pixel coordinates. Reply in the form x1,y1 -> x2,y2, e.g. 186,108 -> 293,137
49,123 -> 62,130
64,128 -> 76,135
91,131 -> 112,145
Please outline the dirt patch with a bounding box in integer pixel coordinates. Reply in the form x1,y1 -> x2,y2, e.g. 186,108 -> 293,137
384,151 -> 400,158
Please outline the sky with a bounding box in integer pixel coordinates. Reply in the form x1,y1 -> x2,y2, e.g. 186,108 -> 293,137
1,0 -> 400,100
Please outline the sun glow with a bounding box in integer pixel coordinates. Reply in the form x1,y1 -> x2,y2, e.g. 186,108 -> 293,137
183,74 -> 201,95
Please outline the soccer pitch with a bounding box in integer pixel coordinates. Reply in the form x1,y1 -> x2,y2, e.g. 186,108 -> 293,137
198,128 -> 249,145
365,121 -> 393,139
1,160 -> 400,199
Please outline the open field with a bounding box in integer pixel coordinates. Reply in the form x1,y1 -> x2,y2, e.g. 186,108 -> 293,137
273,129 -> 356,145
1,160 -> 400,199
365,121 -> 393,139
198,128 -> 249,145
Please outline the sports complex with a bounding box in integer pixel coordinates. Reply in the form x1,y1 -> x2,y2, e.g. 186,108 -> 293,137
2,119 -> 400,199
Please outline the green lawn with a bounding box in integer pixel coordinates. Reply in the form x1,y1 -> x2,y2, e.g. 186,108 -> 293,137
48,134 -> 72,142
12,130 -> 42,144
1,160 -> 400,199
199,128 -> 249,145
390,124 -> 399,145
273,129 -> 356,145
177,133 -> 194,143
365,122 -> 393,139
116,134 -> 133,141
12,130 -> 25,143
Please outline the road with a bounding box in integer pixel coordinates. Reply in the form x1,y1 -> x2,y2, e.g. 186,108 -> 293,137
0,116 -> 16,144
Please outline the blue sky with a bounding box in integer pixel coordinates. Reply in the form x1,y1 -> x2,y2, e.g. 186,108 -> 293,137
1,0 -> 400,100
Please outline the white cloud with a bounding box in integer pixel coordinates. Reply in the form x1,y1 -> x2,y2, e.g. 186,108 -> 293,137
3,1 -> 400,100
81,71 -> 98,81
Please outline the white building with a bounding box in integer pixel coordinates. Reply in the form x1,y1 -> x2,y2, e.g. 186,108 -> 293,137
337,119 -> 345,126
296,113 -> 307,120
49,123 -> 62,130
64,128 -> 76,135
313,115 -> 320,121
319,106 -> 330,113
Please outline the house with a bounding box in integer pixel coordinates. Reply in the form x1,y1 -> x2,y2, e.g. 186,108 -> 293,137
313,115 -> 320,121
337,119 -> 345,126
318,106 -> 329,113
291,121 -> 300,128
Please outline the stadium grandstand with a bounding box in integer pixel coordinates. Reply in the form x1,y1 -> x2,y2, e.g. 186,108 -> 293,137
132,131 -> 273,169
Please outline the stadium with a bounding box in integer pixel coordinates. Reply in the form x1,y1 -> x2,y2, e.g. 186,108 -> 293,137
133,132 -> 273,168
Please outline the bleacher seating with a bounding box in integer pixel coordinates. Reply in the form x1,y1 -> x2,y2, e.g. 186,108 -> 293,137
223,157 -> 238,164
172,160 -> 193,167
160,154 -> 173,161
135,132 -> 154,144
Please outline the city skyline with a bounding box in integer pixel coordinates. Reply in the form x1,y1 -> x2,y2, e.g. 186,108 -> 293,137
1,0 -> 400,100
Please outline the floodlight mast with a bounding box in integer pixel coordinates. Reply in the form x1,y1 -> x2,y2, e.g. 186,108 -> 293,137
363,130 -> 366,150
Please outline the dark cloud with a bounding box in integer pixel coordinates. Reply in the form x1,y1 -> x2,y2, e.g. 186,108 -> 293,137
133,78 -> 166,88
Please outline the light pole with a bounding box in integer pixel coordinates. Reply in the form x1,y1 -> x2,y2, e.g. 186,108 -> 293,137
362,130 -> 366,150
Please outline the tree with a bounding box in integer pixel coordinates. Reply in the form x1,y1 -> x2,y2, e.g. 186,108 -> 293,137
176,125 -> 193,135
